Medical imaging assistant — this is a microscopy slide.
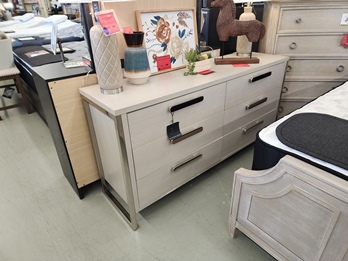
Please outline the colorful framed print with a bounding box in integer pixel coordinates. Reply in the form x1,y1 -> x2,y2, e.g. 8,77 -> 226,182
136,9 -> 198,74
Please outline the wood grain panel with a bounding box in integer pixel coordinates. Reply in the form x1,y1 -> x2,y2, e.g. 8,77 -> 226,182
49,74 -> 99,188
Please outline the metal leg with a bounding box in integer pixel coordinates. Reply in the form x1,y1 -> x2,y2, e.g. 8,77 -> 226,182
82,100 -> 138,230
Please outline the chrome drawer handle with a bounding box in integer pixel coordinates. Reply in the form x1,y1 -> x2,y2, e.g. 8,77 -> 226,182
282,86 -> 288,93
286,65 -> 292,72
289,42 -> 297,50
171,153 -> 203,172
243,120 -> 264,134
249,71 -> 272,83
245,97 -> 268,110
169,96 -> 204,113
170,126 -> 203,144
295,18 -> 302,24
337,65 -> 345,72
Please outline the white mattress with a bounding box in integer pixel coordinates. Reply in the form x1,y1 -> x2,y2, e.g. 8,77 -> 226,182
0,20 -> 19,28
5,20 -> 83,39
0,17 -> 45,31
259,81 -> 348,177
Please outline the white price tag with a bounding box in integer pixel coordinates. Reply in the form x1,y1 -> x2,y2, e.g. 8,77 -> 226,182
340,13 -> 348,26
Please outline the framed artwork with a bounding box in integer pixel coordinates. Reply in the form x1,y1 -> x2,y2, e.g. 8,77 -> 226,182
136,9 -> 198,74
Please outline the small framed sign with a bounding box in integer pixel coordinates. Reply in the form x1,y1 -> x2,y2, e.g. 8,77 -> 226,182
96,10 -> 121,36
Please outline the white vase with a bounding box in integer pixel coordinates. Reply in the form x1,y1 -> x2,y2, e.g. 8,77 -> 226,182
236,4 -> 256,57
90,25 -> 123,95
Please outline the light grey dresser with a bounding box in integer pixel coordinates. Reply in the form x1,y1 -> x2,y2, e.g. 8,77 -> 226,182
260,0 -> 348,118
80,53 -> 288,230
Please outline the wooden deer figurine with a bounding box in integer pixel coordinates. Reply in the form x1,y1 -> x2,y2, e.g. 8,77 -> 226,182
211,0 -> 265,60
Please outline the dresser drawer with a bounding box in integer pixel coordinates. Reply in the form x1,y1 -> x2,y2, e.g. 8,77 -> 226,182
225,63 -> 285,109
133,112 -> 224,180
277,100 -> 308,119
275,34 -> 348,56
282,81 -> 342,100
223,88 -> 280,135
278,7 -> 348,33
137,138 -> 223,210
285,59 -> 348,80
128,83 -> 225,149
222,110 -> 277,159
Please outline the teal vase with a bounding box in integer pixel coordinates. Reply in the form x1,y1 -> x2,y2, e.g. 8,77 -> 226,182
123,32 -> 151,85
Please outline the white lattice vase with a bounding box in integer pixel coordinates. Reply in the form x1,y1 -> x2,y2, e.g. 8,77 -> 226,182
90,25 -> 123,94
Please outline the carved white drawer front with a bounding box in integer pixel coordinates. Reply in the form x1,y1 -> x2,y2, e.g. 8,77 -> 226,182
281,81 -> 342,100
278,7 -> 348,33
285,59 -> 348,80
137,138 -> 223,210
225,64 -> 285,109
275,34 -> 348,56
277,100 -> 308,119
127,83 -> 225,149
260,2 -> 348,117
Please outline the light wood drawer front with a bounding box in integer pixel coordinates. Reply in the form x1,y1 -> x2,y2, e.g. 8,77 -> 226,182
282,81 -> 343,100
128,83 -> 225,149
133,112 -> 224,180
285,59 -> 348,80
137,139 -> 223,210
223,88 -> 279,135
278,8 -> 348,33
275,34 -> 348,56
225,63 -> 285,109
222,110 -> 277,159
277,100 -> 308,119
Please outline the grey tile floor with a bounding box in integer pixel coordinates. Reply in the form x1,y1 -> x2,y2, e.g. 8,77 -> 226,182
0,105 -> 275,261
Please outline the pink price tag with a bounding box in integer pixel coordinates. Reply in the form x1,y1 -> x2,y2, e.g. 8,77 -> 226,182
96,10 -> 121,36
198,69 -> 214,75
123,27 -> 133,34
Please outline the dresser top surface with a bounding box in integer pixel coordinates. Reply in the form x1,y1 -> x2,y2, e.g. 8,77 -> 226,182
80,53 -> 288,116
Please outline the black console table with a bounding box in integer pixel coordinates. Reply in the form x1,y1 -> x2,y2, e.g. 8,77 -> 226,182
13,45 -> 99,199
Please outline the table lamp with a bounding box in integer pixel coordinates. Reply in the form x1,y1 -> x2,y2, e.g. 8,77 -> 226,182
211,0 -> 267,64
0,4 -> 5,19
88,0 -> 136,94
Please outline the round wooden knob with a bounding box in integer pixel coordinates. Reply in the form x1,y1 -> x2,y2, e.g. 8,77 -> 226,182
289,42 -> 297,50
337,65 -> 345,72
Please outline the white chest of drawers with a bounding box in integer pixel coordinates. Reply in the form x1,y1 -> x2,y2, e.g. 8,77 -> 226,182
80,53 -> 288,229
260,0 -> 348,118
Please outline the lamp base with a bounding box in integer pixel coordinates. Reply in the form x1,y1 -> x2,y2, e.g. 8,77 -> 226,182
236,52 -> 252,57
214,57 -> 260,65
90,24 -> 123,95
100,87 -> 123,95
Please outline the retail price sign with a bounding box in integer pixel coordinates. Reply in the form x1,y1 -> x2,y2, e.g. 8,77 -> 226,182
96,10 -> 121,36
